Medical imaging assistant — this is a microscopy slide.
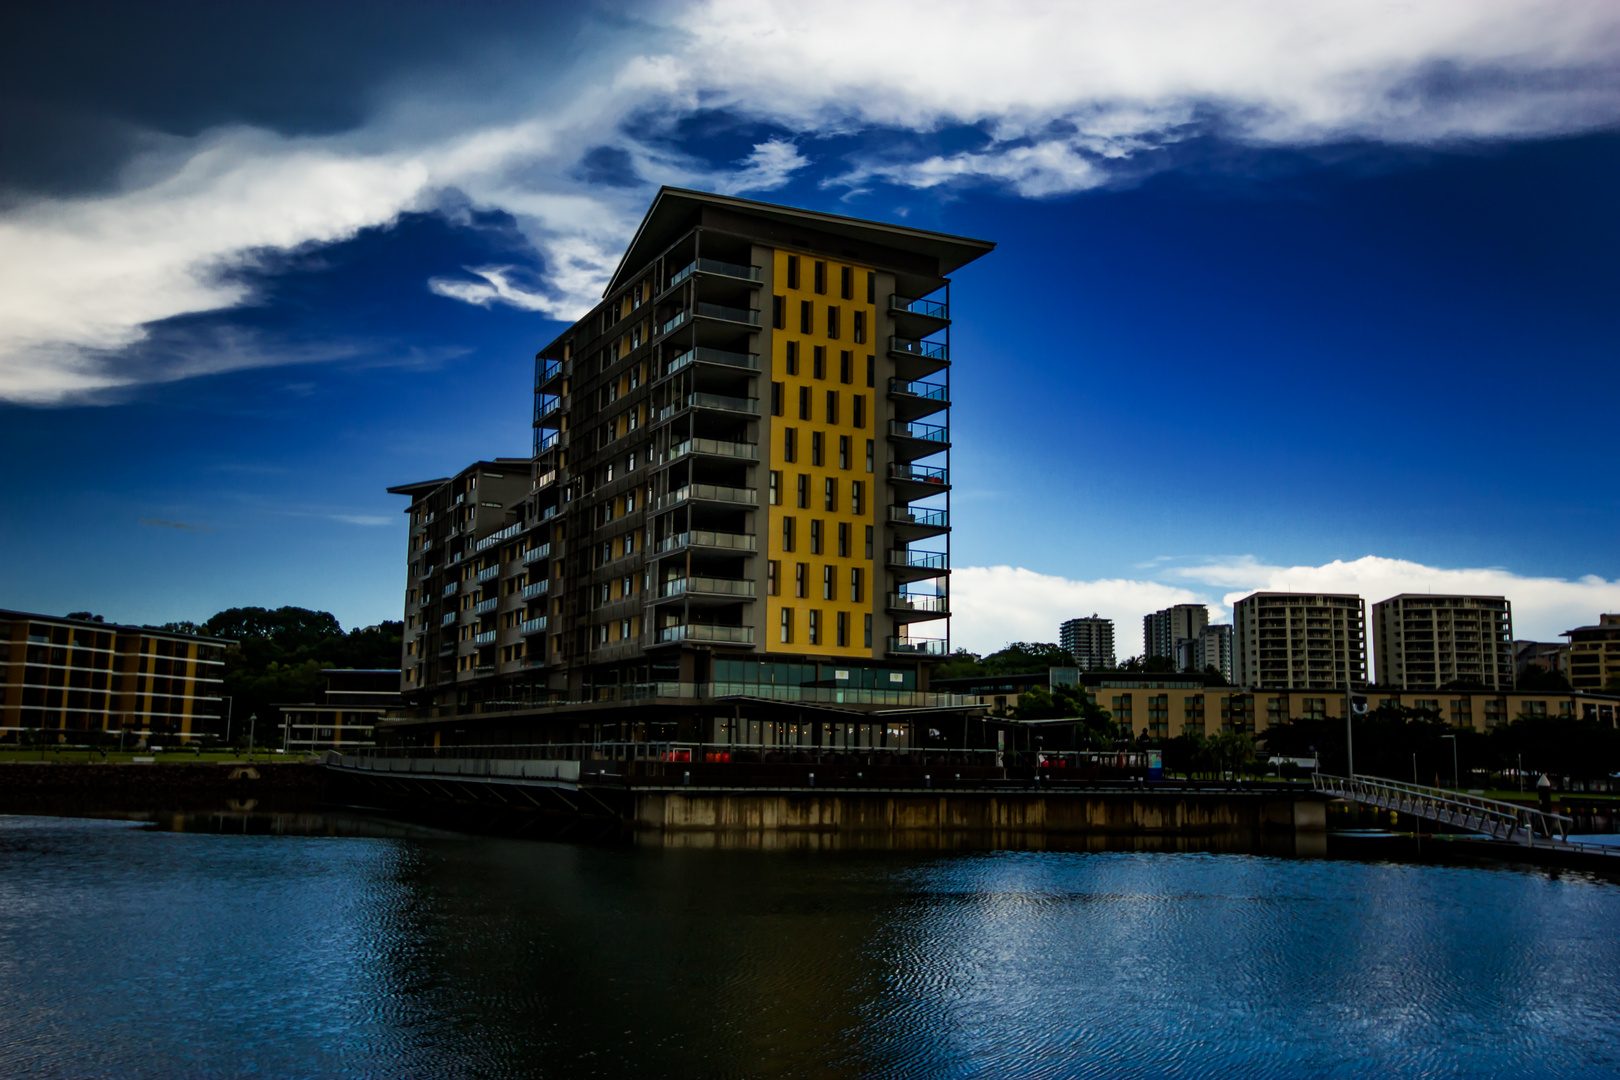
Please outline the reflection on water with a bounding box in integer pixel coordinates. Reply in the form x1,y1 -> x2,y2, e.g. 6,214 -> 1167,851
2,812 -> 1619,1079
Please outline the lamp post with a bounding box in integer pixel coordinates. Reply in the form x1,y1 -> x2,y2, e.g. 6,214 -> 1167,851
247,713 -> 256,763
222,696 -> 234,749
1442,734 -> 1458,789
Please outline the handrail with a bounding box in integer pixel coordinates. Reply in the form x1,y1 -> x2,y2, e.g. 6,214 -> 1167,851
1313,772 -> 1573,844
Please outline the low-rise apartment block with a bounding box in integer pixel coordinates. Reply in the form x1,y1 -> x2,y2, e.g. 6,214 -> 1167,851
1564,614 -> 1620,691
1372,594 -> 1513,690
1234,592 -> 1367,690
0,609 -> 228,744
281,668 -> 400,753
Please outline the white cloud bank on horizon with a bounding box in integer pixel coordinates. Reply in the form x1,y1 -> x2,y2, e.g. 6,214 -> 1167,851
3,0 -> 1620,401
951,555 -> 1620,660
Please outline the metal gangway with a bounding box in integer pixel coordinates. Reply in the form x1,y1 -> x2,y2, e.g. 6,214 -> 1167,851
1313,773 -> 1573,845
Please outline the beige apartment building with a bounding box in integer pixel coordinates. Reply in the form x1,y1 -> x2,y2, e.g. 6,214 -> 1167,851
1372,594 -> 1514,690
1564,614 -> 1620,691
1234,592 -> 1367,690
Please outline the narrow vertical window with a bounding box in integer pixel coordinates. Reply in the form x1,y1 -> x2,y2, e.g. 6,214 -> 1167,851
809,610 -> 821,645
823,565 -> 834,600
796,562 -> 808,598
771,382 -> 784,416
851,480 -> 864,515
837,522 -> 850,558
767,560 -> 780,596
852,310 -> 866,345
787,255 -> 800,289
840,266 -> 853,300
839,435 -> 850,470
811,432 -> 824,467
851,567 -> 864,604
864,613 -> 873,648
866,272 -> 875,304
865,525 -> 874,559
836,612 -> 849,648
865,438 -> 874,473
813,346 -> 826,380
772,295 -> 785,329
827,306 -> 840,340
797,473 -> 809,509
826,390 -> 839,425
840,350 -> 853,384
799,386 -> 811,420
813,261 -> 826,295
769,470 -> 781,505
810,520 -> 823,555
782,516 -> 796,552
780,607 -> 793,643
800,300 -> 812,334
866,354 -> 875,388
853,395 -> 866,429
824,477 -> 837,512
785,340 -> 799,376
783,427 -> 797,463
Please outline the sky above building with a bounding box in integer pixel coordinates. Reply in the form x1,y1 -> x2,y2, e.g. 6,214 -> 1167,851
3,0 -> 1620,657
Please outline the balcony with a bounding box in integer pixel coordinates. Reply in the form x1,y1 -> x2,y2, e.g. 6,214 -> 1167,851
695,301 -> 760,327
888,636 -> 947,657
474,630 -> 496,646
522,579 -> 550,600
890,419 -> 948,444
668,258 -> 763,289
888,377 -> 949,418
658,391 -> 758,422
440,612 -> 456,626
474,598 -> 498,615
888,592 -> 949,616
890,295 -> 948,321
665,437 -> 758,463
538,358 -> 570,388
442,582 -> 458,597
521,617 -> 548,636
656,624 -> 755,645
889,462 -> 950,501
538,431 -> 561,452
656,483 -> 757,511
655,530 -> 757,554
658,577 -> 757,601
522,543 -> 552,564
889,506 -> 947,529
890,336 -> 947,361
476,564 -> 499,583
664,347 -> 759,379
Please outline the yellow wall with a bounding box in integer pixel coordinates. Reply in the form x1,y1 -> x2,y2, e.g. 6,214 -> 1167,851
765,248 -> 879,659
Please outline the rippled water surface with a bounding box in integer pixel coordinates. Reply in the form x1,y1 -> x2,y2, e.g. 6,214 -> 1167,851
3,813 -> 1619,1079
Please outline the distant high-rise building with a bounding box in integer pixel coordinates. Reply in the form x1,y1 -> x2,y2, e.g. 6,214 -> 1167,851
1372,594 -> 1513,690
1060,615 -> 1115,671
1234,592 -> 1367,690
1175,624 -> 1234,681
1144,604 -> 1209,662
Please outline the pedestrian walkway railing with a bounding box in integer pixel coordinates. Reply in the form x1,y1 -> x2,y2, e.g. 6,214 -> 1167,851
1314,772 -> 1573,844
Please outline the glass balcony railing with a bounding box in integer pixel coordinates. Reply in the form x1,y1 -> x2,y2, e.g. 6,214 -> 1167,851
522,543 -> 552,564
888,506 -> 948,529
665,437 -> 758,462
661,577 -> 757,599
655,531 -> 757,554
476,564 -> 499,582
889,419 -> 948,443
522,579 -> 550,600
889,295 -> 948,320
521,617 -> 548,636
661,310 -> 690,335
668,258 -> 763,288
538,432 -> 561,452
887,636 -> 948,656
888,377 -> 948,401
889,462 -> 948,485
658,483 -> 757,510
440,612 -> 456,626
890,336 -> 947,360
474,598 -> 498,615
657,624 -> 755,644
888,593 -> 949,614
664,346 -> 759,378
659,392 -> 758,421
442,582 -> 458,596
888,549 -> 948,571
695,301 -> 760,326
474,630 -> 496,646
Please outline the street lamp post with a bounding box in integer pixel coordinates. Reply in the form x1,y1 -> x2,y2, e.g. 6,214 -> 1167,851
1442,734 -> 1458,789
223,696 -> 234,748
247,713 -> 256,763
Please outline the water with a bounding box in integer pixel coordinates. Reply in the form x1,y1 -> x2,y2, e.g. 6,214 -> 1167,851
3,813 -> 1620,1079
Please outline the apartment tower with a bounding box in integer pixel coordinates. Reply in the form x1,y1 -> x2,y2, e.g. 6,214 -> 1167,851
393,189 -> 993,746
1144,604 -> 1209,662
1372,594 -> 1513,690
1059,615 -> 1116,671
1233,592 -> 1367,690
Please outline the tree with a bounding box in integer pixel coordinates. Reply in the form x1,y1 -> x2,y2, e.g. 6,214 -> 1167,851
1118,655 -> 1176,673
1517,665 -> 1571,692
66,612 -> 105,623
932,642 -> 1076,679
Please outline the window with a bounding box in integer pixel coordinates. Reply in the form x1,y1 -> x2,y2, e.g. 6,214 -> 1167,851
780,608 -> 793,643
809,610 -> 821,645
800,300 -> 813,333
771,381 -> 784,416
826,305 -> 840,340
772,295 -> 785,329
785,340 -> 799,376
813,346 -> 826,379
810,519 -> 823,554
864,613 -> 873,648
852,310 -> 866,344
851,567 -> 864,603
865,438 -> 874,473
782,516 -> 796,552
826,390 -> 839,425
795,562 -> 808,598
865,525 -> 874,559
837,522 -> 850,558
824,477 -> 837,511
840,350 -> 853,383
811,432 -> 824,466
767,560 -> 780,596
840,265 -> 853,300
866,355 -> 876,388
798,385 -> 811,420
837,611 -> 849,647
624,533 -> 635,555
839,435 -> 851,470
797,473 -> 809,508
787,255 -> 800,289
852,395 -> 866,429
623,575 -> 634,596
851,480 -> 864,515
769,470 -> 781,505
823,565 -> 835,600
813,260 -> 826,294
783,427 -> 798,463
866,271 -> 875,304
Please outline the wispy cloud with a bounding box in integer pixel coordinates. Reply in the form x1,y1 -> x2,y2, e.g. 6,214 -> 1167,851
139,517 -> 209,532
329,514 -> 396,527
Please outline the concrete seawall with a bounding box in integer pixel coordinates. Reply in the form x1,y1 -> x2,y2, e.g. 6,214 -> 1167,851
0,762 -> 331,814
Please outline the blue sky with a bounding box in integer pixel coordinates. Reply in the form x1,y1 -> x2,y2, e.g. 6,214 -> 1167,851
3,0 -> 1620,657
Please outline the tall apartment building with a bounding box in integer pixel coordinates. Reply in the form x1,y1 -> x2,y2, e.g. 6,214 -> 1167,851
1564,614 -> 1620,691
392,188 -> 993,747
1233,592 -> 1367,690
1144,604 -> 1209,662
1372,594 -> 1513,690
1175,624 -> 1234,682
0,609 -> 228,744
1059,615 -> 1115,671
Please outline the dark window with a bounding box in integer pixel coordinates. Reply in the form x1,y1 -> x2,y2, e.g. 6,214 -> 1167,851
837,612 -> 849,647
813,346 -> 826,379
840,350 -> 853,383
865,438 -> 874,472
823,565 -> 834,600
811,432 -> 824,467
785,340 -> 799,375
866,272 -> 875,304
772,295 -> 785,329
865,354 -> 875,387
800,300 -> 812,333
851,480 -> 864,515
839,435 -> 850,469
795,562 -> 808,598
826,390 -> 839,425
853,395 -> 866,428
865,525 -> 874,559
813,260 -> 826,294
837,522 -> 850,557
852,310 -> 865,344
782,516 -> 796,552
787,255 -> 800,289
826,305 -> 840,340
798,385 -> 811,420
809,610 -> 821,646
783,427 -> 797,463
767,560 -> 780,596
810,520 -> 823,555
771,381 -> 784,416
824,477 -> 837,512
840,266 -> 853,300
769,471 -> 781,505
797,473 -> 809,509
852,568 -> 864,604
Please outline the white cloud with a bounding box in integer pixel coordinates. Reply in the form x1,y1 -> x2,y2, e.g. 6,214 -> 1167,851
952,554 -> 1620,663
329,514 -> 396,527
4,0 -> 1620,400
